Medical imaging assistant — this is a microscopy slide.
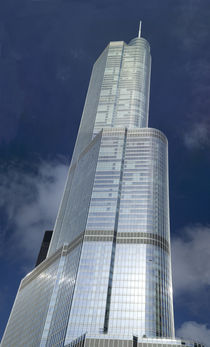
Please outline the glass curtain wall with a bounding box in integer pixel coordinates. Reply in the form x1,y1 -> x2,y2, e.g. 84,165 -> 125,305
1,31 -> 177,347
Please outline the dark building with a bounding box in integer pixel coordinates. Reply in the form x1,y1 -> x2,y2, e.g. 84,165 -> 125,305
35,230 -> 53,267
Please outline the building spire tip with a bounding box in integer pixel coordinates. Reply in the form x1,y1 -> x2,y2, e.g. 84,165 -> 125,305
138,20 -> 142,38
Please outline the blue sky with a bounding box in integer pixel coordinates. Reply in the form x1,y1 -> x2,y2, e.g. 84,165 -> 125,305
1,0 -> 210,344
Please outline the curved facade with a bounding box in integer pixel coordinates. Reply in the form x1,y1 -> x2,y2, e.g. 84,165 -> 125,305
64,128 -> 174,342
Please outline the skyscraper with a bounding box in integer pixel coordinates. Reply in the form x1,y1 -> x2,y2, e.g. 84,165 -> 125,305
1,23 -> 205,347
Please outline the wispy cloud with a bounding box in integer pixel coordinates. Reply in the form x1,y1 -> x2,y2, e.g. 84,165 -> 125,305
172,0 -> 210,150
184,122 -> 209,149
0,159 -> 68,264
173,0 -> 209,52
56,49 -> 87,81
177,321 -> 210,346
183,58 -> 210,150
172,225 -> 210,294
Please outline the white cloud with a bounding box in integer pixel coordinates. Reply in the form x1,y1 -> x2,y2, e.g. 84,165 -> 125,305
172,0 -> 209,52
177,321 -> 210,346
70,48 -> 87,60
184,122 -> 209,149
171,1 -> 210,151
0,159 -> 69,263
172,225 -> 210,294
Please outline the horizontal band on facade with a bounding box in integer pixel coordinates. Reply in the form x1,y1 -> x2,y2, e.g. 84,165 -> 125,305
20,247 -> 62,290
117,232 -> 169,245
20,232 -> 84,290
84,236 -> 169,253
84,230 -> 169,253
94,127 -> 167,144
127,128 -> 167,144
20,228 -> 170,290
85,230 -> 169,244
63,232 -> 84,255
79,131 -> 102,161
101,128 -> 126,136
66,335 -> 203,347
84,236 -> 114,242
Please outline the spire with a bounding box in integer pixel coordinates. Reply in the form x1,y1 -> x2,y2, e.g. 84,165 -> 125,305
138,20 -> 142,38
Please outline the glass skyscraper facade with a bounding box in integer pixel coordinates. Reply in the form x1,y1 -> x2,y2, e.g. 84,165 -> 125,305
1,25 -> 205,347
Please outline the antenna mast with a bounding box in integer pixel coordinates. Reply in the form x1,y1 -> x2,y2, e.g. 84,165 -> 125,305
138,21 -> 142,38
